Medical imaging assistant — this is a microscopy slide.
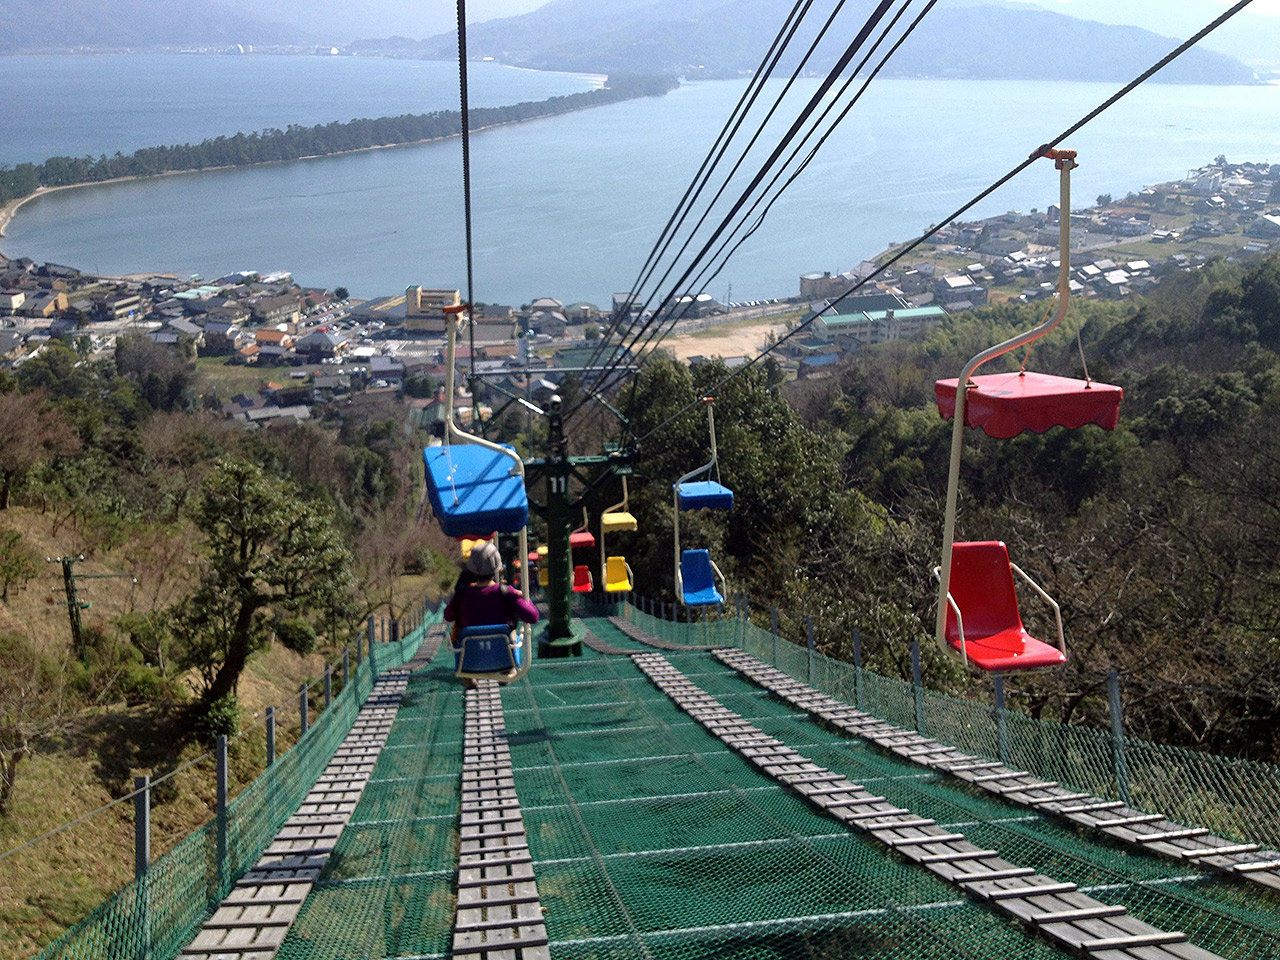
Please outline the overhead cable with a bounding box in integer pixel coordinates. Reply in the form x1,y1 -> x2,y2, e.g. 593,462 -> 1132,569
630,0 -> 1257,446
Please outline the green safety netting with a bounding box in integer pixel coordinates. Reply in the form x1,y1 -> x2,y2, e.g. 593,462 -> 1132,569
677,604 -> 1280,853
273,614 -> 1279,960
30,611 -> 441,960
30,600 -> 1280,960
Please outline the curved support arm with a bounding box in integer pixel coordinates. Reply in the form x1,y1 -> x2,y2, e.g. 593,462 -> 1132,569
443,308 -> 531,608
935,153 -> 1076,654
674,399 -> 721,488
932,566 -> 968,668
1010,562 -> 1065,655
710,559 -> 727,603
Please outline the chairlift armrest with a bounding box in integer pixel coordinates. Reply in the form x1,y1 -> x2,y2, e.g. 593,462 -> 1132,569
1009,562 -> 1065,656
932,565 -> 968,667
709,559 -> 727,590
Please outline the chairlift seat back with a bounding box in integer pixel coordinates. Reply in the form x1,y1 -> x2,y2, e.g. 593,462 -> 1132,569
454,622 -> 521,674
945,541 -> 1065,671
604,556 -> 632,593
573,564 -> 593,593
680,549 -> 723,606
425,444 -> 528,537
676,480 -> 734,511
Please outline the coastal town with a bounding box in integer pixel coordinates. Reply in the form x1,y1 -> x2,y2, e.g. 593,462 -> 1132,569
1,158 -> 1278,419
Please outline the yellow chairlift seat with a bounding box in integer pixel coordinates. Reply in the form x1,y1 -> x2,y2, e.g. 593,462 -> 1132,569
601,511 -> 638,534
604,555 -> 634,593
538,566 -> 549,587
536,544 -> 548,558
460,537 -> 488,561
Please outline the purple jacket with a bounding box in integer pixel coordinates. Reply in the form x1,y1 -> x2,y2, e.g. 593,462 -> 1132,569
444,583 -> 540,630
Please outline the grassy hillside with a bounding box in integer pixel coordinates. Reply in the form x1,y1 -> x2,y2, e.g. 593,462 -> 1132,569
0,499 -> 456,958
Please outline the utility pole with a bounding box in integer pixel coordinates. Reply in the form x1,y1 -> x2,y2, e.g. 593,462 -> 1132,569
541,395 -> 575,652
50,555 -> 87,662
47,555 -> 137,663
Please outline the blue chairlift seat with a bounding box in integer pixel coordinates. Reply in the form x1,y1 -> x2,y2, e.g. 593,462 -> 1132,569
424,444 -> 528,538
676,480 -> 734,511
453,622 -> 523,675
680,549 -> 723,606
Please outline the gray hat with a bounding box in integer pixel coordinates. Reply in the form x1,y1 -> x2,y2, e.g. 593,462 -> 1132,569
465,541 -> 503,578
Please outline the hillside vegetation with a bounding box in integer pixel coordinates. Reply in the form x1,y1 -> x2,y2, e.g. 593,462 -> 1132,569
595,253 -> 1280,763
0,338 -> 459,957
405,0 -> 1254,82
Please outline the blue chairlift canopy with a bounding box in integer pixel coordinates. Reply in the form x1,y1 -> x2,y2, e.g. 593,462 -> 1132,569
680,549 -> 724,606
424,444 -> 528,538
676,480 -> 734,511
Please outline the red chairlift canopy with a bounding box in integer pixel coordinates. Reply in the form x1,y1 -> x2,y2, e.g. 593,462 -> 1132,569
935,371 -> 1122,439
569,530 -> 596,550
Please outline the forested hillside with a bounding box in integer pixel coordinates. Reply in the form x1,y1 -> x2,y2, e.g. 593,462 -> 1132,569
599,253 -> 1280,764
407,0 -> 1254,82
0,0 -> 289,51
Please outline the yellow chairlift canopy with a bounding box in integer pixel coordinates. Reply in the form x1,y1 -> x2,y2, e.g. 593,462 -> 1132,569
602,511 -> 638,534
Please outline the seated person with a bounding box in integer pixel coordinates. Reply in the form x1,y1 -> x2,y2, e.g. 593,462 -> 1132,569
445,542 -> 539,679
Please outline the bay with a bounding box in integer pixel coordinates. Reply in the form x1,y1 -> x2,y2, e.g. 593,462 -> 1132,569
0,55 -> 598,166
4,59 -> 1279,307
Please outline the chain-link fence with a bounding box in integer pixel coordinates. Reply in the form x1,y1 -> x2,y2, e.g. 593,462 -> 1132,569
628,595 -> 1280,852
21,604 -> 441,960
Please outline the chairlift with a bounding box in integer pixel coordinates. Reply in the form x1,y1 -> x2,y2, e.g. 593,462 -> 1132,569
600,476 -> 638,595
572,564 -> 594,593
424,304 -> 533,682
569,508 -> 597,550
932,150 -> 1120,673
673,397 -> 731,606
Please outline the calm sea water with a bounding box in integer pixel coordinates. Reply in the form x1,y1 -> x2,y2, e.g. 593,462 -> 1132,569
0,56 -> 598,166
4,56 -> 1279,305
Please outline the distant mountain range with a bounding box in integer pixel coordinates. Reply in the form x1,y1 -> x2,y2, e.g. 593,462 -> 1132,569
0,0 -> 291,51
392,0 -> 1255,84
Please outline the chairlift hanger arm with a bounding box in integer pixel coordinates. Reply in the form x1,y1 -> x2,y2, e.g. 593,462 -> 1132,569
935,151 -> 1075,654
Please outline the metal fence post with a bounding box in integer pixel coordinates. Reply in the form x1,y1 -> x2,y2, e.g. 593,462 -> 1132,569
215,736 -> 228,893
806,616 -> 815,686
740,595 -> 748,650
324,663 -> 332,710
299,684 -> 308,736
366,616 -> 375,660
771,605 -> 779,667
852,628 -> 863,710
993,675 -> 1010,767
134,774 -> 150,960
343,647 -> 350,689
910,641 -> 926,735
266,707 -> 275,766
1107,671 -> 1132,805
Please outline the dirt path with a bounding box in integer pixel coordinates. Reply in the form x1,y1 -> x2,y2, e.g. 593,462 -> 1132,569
661,318 -> 791,361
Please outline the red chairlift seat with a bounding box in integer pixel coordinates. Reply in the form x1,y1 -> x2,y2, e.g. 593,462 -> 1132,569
572,564 -> 593,593
935,371 -> 1122,439
942,541 -> 1065,672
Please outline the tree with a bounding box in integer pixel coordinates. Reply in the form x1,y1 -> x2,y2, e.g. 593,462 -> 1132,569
0,635 -> 77,815
333,286 -> 350,300
0,530 -> 39,603
0,389 -> 81,509
182,459 -> 354,703
1096,193 -> 1113,207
